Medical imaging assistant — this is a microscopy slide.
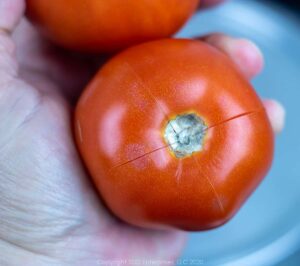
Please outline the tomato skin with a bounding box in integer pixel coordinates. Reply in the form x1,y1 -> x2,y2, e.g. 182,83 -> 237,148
26,0 -> 199,53
75,39 -> 274,231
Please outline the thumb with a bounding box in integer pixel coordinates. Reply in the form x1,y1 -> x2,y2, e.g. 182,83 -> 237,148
0,0 -> 24,33
0,0 -> 24,83
0,0 -> 40,150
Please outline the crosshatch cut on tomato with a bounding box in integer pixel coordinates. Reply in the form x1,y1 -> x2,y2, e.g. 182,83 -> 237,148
26,0 -> 200,53
75,39 -> 274,231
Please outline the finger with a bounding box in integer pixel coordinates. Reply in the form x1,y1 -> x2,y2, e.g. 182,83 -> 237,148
0,0 -> 25,34
263,99 -> 285,134
202,33 -> 264,79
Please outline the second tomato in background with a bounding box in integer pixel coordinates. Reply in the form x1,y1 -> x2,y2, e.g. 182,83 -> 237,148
26,0 -> 200,53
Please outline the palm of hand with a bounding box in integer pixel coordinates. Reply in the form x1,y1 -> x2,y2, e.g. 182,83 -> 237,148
0,20 -> 185,265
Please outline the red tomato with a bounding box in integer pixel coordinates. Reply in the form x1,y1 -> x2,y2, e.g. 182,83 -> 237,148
75,39 -> 274,231
26,0 -> 199,53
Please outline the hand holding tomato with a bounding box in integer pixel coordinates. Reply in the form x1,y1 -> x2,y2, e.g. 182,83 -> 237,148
0,0 -> 284,264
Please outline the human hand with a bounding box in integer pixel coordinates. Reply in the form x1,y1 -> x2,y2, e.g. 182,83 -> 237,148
0,0 -> 284,265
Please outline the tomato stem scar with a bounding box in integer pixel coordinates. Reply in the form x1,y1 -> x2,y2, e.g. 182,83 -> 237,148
164,113 -> 207,158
